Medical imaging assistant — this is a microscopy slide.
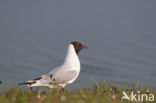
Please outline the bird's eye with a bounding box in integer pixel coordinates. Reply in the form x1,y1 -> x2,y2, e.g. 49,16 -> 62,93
79,43 -> 82,46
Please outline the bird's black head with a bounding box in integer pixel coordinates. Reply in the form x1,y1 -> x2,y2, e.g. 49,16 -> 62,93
71,41 -> 88,54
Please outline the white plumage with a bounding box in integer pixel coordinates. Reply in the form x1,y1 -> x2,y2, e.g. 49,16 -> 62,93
18,42 -> 87,89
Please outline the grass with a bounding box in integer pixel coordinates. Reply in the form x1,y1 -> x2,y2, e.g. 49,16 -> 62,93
0,78 -> 155,103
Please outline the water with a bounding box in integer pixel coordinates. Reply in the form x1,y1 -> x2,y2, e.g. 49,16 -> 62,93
0,0 -> 156,89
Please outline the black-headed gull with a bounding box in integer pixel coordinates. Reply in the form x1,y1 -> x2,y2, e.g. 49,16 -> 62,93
18,41 -> 88,88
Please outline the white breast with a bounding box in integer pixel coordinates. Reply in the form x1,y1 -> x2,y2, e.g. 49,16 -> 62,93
63,44 -> 80,69
62,44 -> 80,84
48,44 -> 81,85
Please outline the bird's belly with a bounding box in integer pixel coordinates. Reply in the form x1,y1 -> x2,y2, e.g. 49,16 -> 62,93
67,69 -> 80,84
67,76 -> 77,84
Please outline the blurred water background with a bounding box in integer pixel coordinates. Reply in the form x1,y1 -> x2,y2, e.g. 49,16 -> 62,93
0,0 -> 156,89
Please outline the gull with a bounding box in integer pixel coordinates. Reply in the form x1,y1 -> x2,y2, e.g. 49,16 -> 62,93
18,41 -> 88,89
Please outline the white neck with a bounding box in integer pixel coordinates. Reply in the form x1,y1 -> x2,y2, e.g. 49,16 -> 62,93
63,44 -> 80,68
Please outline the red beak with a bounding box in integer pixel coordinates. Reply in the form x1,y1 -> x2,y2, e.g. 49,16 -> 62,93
81,45 -> 88,49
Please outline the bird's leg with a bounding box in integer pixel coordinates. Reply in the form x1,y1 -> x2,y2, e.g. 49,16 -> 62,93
29,84 -> 33,90
62,88 -> 65,92
57,86 -> 63,94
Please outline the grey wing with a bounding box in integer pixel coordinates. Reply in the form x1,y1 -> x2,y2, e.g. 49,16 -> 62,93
36,74 -> 53,84
37,66 -> 62,84
51,70 -> 78,84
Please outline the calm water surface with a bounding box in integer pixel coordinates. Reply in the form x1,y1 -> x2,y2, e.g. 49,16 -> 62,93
0,0 -> 156,89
